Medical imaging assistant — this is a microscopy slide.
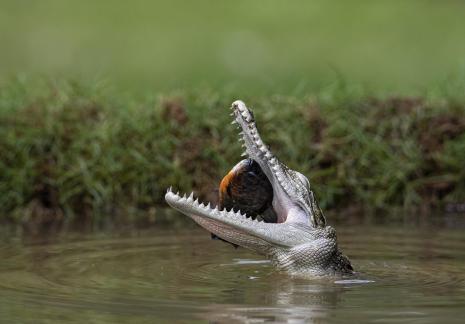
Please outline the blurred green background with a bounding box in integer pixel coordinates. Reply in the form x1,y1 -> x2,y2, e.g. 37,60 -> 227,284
1,0 -> 465,94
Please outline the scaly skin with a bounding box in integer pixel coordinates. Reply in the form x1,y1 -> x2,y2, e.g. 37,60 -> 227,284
165,101 -> 353,275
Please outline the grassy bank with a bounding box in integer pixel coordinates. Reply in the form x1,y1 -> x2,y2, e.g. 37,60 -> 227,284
1,79 -> 464,226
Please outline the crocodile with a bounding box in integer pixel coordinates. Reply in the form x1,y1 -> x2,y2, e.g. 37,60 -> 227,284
165,100 -> 353,275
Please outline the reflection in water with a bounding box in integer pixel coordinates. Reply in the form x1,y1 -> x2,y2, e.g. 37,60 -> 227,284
0,214 -> 465,323
202,276 -> 346,323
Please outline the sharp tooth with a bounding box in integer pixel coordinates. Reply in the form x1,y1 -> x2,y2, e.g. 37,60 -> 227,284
265,152 -> 273,159
206,202 -> 211,209
241,151 -> 247,157
231,120 -> 237,125
188,192 -> 194,200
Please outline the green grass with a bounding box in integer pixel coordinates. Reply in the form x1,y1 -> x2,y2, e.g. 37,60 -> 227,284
1,78 -> 464,226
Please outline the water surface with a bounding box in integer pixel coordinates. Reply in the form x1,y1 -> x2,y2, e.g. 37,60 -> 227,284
1,213 -> 464,323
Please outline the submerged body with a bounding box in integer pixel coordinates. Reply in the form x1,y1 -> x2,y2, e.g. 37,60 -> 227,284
165,101 -> 353,275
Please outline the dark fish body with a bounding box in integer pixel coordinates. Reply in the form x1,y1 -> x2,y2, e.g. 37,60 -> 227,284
211,159 -> 276,246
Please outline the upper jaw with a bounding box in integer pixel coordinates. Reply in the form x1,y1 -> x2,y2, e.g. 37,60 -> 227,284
231,100 -> 276,179
231,101 -> 290,221
231,101 -> 324,227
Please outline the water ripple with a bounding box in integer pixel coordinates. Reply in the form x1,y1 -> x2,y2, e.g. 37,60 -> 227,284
0,225 -> 464,323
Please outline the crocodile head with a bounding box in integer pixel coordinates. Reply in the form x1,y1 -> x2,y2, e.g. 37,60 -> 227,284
165,100 -> 353,275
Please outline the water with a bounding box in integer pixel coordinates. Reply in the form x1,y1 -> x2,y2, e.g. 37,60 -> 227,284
1,213 -> 464,323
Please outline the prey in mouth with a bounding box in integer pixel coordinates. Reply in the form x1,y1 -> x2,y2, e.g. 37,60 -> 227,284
165,101 -> 353,275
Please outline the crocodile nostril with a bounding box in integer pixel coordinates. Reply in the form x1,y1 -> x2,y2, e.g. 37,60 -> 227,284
248,110 -> 255,122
